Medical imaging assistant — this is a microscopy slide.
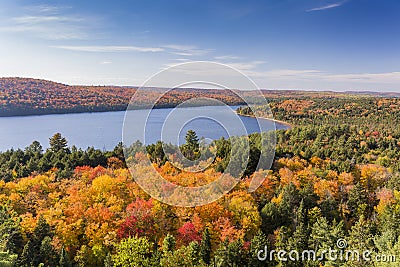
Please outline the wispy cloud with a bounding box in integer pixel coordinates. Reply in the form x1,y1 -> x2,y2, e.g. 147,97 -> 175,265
225,61 -> 266,71
24,4 -> 71,14
100,61 -> 112,65
0,4 -> 96,40
162,44 -> 213,56
246,69 -> 400,85
53,45 -> 164,53
307,2 -> 345,12
214,55 -> 241,60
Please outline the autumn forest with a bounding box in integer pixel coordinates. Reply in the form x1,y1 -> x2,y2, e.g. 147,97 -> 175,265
1,80 -> 400,266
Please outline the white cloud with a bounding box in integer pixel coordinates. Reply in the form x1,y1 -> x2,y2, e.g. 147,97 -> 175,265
24,4 -> 71,14
53,45 -> 164,53
100,61 -> 112,64
224,61 -> 266,71
13,15 -> 83,24
307,2 -> 344,12
246,69 -> 400,88
214,55 -> 241,60
0,4 -> 95,40
162,44 -> 213,56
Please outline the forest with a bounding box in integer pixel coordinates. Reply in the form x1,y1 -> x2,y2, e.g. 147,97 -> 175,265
0,94 -> 400,266
2,77 -> 394,117
0,78 -> 245,116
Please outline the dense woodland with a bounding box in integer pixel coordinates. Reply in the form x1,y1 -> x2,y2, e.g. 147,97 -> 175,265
4,77 -> 398,117
1,93 -> 400,266
0,78 -> 246,116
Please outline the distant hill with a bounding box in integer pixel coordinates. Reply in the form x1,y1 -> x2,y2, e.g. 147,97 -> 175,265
0,77 -> 398,117
345,90 -> 400,97
0,78 -> 244,116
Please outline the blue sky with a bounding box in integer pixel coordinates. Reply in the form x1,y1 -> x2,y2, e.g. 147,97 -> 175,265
0,0 -> 399,91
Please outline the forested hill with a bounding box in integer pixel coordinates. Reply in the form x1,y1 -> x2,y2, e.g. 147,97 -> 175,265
0,78 -> 135,116
0,77 -> 245,116
1,77 -> 398,117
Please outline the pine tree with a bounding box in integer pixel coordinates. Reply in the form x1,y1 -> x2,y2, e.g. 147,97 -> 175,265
199,228 -> 212,265
39,236 -> 58,266
16,240 -> 34,267
49,133 -> 68,152
31,215 -> 53,266
249,230 -> 272,267
181,130 -> 200,160
347,183 -> 368,218
59,246 -> 72,267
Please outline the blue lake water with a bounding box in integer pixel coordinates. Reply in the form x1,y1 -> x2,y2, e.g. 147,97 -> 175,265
0,106 -> 289,151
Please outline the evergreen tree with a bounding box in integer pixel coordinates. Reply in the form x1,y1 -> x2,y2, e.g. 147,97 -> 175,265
249,230 -> 272,267
181,130 -> 200,160
199,227 -> 212,265
310,217 -> 345,267
49,133 -> 68,153
39,236 -> 58,267
214,239 -> 247,267
59,246 -> 72,267
260,202 -> 280,234
347,216 -> 376,267
347,183 -> 368,218
16,240 -> 34,267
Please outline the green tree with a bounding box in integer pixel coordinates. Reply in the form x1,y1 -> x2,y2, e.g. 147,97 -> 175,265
347,183 -> 368,218
162,234 -> 176,254
59,246 -> 72,267
39,236 -> 58,267
346,216 -> 376,267
310,217 -> 345,267
214,239 -> 247,267
260,202 -> 280,235
199,228 -> 211,265
49,133 -> 68,153
181,130 -> 200,161
113,236 -> 154,267
249,230 -> 272,267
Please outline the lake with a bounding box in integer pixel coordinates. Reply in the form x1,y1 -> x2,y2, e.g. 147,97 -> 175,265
0,106 -> 289,151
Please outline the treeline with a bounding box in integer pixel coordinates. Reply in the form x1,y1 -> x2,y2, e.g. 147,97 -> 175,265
0,133 -> 125,181
0,78 -> 245,117
243,97 -> 400,135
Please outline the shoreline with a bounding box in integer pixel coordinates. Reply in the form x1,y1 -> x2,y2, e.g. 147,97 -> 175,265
236,112 -> 293,128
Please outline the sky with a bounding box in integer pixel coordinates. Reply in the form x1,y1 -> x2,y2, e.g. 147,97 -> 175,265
0,0 -> 399,91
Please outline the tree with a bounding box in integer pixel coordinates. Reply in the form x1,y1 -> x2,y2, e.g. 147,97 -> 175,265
39,236 -> 59,267
49,133 -> 68,152
113,236 -> 154,267
160,241 -> 206,267
0,205 -> 23,255
162,234 -> 176,254
347,183 -> 368,218
16,240 -> 34,267
26,215 -> 55,267
199,228 -> 212,265
177,222 -> 201,246
214,239 -> 247,267
310,217 -> 345,267
181,130 -> 200,160
249,230 -> 271,267
260,202 -> 280,235
59,246 -> 72,267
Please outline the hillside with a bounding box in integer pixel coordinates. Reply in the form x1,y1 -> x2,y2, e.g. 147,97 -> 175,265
0,78 -> 244,116
0,77 -> 397,117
